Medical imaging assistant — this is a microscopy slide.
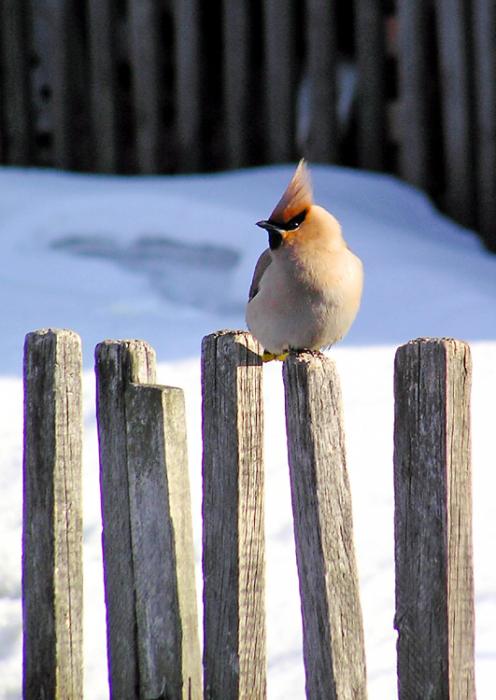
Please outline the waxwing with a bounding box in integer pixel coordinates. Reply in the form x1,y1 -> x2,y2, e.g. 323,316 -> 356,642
246,160 -> 363,361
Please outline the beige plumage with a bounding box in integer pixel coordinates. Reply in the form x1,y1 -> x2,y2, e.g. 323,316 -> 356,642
246,160 -> 363,361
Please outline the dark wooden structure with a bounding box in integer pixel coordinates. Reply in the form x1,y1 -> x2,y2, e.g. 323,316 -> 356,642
1,1 -> 495,248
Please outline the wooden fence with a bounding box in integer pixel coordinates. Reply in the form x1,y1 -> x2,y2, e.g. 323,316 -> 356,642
1,1 -> 495,250
22,328 -> 475,699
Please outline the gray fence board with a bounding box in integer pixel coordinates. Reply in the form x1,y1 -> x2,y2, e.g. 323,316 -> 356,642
283,351 -> 367,700
394,338 -> 475,699
23,329 -> 83,700
202,331 -> 266,699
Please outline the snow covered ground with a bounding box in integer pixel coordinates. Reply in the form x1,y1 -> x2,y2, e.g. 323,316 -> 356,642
0,164 -> 495,699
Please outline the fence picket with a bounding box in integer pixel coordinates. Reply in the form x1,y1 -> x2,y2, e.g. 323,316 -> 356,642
222,1 -> 250,168
22,329 -> 83,700
0,0 -> 31,164
354,0 -> 387,171
87,0 -> 118,172
283,351 -> 367,700
305,0 -> 338,162
172,0 -> 201,171
128,0 -> 162,173
201,331 -> 266,699
434,0 -> 476,227
95,340 -> 201,699
394,338 -> 475,699
263,0 -> 295,162
473,0 -> 496,251
396,0 -> 434,191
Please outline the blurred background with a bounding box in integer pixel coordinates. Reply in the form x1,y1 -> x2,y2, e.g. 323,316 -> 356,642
1,0 -> 495,249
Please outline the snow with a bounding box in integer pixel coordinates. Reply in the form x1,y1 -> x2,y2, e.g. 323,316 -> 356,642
0,164 -> 495,699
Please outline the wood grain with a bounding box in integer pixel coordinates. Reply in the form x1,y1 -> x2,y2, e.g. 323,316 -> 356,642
201,331 -> 266,699
23,329 -> 83,700
96,339 -> 201,699
125,384 -> 201,699
95,340 -> 156,699
283,351 -> 367,700
394,338 -> 475,700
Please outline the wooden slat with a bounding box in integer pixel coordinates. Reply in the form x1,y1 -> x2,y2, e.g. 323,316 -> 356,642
0,0 -> 31,164
472,0 -> 496,251
29,0 -> 76,168
125,384 -> 202,699
263,0 -> 295,162
222,1 -> 250,168
305,0 -> 338,162
172,0 -> 201,171
95,340 -> 156,699
434,0 -> 476,227
394,338 -> 475,699
201,331 -> 266,699
354,0 -> 387,171
87,0 -> 118,172
397,0 -> 434,190
128,0 -> 162,173
23,329 -> 83,700
283,351 -> 367,699
96,339 -> 201,699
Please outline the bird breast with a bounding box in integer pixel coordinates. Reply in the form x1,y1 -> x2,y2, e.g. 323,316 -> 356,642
246,244 -> 363,354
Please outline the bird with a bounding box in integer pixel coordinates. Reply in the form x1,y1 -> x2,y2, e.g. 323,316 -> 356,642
246,160 -> 363,362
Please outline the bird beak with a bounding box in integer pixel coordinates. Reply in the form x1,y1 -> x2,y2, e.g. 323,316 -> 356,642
256,220 -> 282,233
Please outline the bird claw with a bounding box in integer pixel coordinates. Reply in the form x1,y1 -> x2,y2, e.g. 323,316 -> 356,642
262,351 -> 289,362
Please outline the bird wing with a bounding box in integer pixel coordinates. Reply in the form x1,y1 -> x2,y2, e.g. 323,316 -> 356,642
248,249 -> 272,301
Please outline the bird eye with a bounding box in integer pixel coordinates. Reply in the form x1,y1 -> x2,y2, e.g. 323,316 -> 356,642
286,209 -> 307,230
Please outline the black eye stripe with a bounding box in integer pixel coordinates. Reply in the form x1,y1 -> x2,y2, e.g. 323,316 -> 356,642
268,208 -> 308,231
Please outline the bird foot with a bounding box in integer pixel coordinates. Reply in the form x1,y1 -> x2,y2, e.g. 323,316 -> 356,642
262,351 -> 289,362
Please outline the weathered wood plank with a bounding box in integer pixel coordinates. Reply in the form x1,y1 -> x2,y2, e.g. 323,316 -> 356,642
87,0 -> 118,172
434,0 -> 476,227
201,331 -> 266,699
125,384 -> 202,699
472,0 -> 496,251
396,0 -> 435,190
172,0 -> 201,171
0,0 -> 31,164
222,1 -> 250,168
263,0 -> 295,162
128,0 -> 162,173
394,338 -> 475,700
354,0 -> 387,171
96,339 -> 201,699
283,351 -> 367,700
23,329 -> 83,700
305,0 -> 338,162
95,340 -> 156,699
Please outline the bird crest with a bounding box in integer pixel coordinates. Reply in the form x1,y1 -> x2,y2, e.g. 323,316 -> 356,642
269,159 -> 313,224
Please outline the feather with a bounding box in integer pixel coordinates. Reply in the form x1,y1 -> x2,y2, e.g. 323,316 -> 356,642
248,248 -> 272,300
269,159 -> 313,224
